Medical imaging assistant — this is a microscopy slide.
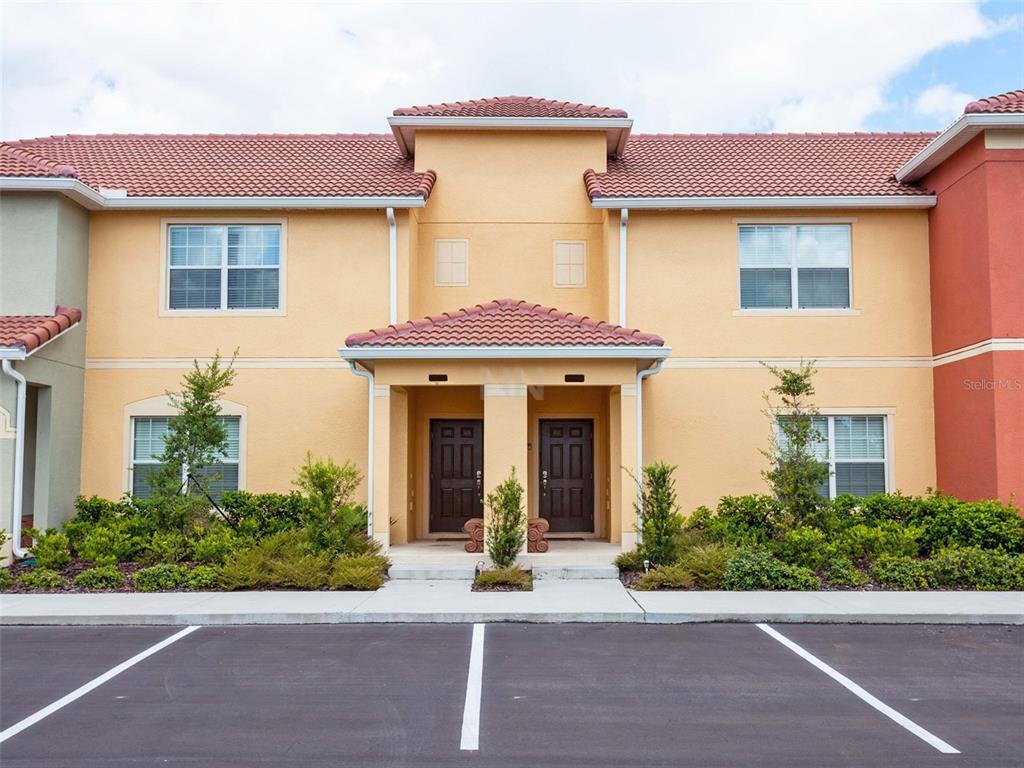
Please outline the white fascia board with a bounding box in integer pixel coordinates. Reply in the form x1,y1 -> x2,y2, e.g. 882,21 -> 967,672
590,195 -> 937,210
895,113 -> 1024,182
0,177 -> 106,209
0,348 -> 27,360
0,177 -> 427,210
339,345 -> 671,360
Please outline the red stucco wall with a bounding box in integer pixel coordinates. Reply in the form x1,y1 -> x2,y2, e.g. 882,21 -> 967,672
925,133 -> 1023,504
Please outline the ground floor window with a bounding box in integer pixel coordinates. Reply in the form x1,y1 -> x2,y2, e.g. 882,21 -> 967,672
778,414 -> 888,499
131,415 -> 240,499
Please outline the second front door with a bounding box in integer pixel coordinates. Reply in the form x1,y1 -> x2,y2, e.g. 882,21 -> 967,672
539,419 -> 595,533
429,419 -> 484,533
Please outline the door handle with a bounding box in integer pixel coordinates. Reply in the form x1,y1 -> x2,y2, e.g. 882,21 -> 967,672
541,470 -> 548,494
475,470 -> 482,497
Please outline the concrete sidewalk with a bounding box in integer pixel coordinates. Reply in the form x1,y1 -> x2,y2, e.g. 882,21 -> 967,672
2,581 -> 1022,625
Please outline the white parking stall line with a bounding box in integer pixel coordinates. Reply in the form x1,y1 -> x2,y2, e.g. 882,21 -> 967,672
0,625 -> 201,744
756,623 -> 960,755
460,623 -> 486,751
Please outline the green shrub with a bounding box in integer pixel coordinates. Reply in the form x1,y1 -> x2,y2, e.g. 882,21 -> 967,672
74,566 -> 124,590
722,548 -> 819,590
614,549 -> 647,573
472,566 -> 531,591
186,565 -> 220,590
871,556 -> 930,590
636,463 -> 684,567
677,543 -> 736,589
852,492 -> 920,525
146,531 -> 194,564
774,526 -> 828,569
218,530 -> 323,590
192,524 -> 242,565
220,491 -> 307,538
486,469 -> 526,569
133,564 -> 188,592
687,495 -> 784,547
831,521 -> 921,561
27,528 -> 71,570
293,453 -> 369,554
19,568 -> 63,590
0,568 -> 13,589
632,565 -> 695,591
79,521 -> 139,567
822,556 -> 869,588
329,554 -> 388,590
925,548 -> 1023,591
910,495 -> 1024,554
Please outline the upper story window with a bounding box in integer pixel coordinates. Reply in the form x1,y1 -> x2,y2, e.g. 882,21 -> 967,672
553,241 -> 587,288
435,239 -> 469,286
131,415 -> 240,500
167,224 -> 281,311
739,224 -> 851,310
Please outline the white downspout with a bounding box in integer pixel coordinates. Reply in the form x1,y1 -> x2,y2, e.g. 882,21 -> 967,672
347,360 -> 375,538
2,359 -> 30,558
618,208 -> 628,326
634,358 -> 664,545
387,207 -> 397,326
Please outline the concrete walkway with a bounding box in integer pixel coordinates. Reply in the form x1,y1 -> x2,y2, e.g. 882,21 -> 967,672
2,581 -> 1022,625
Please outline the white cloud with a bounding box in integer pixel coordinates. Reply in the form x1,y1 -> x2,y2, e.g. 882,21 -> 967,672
914,83 -> 975,123
0,1 -> 1010,139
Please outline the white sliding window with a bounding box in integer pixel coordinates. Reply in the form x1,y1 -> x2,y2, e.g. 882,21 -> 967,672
131,415 -> 241,499
776,414 -> 888,498
739,224 -> 851,309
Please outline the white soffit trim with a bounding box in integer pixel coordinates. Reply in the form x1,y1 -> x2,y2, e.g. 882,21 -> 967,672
387,116 -> 634,157
339,345 -> 671,360
0,177 -> 427,210
590,194 -> 936,210
895,113 -> 1024,182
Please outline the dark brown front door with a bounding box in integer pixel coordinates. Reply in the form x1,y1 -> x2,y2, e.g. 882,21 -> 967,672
429,419 -> 484,533
539,419 -> 594,533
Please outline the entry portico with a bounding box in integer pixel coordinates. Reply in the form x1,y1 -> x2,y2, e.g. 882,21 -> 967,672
341,299 -> 669,553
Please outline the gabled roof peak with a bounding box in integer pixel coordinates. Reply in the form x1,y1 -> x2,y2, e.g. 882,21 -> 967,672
393,96 -> 628,119
964,88 -> 1024,114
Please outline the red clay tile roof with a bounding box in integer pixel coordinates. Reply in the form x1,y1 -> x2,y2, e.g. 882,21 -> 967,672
585,133 -> 937,199
0,306 -> 82,353
345,299 -> 663,348
964,89 -> 1024,114
393,96 -> 628,119
0,135 -> 436,198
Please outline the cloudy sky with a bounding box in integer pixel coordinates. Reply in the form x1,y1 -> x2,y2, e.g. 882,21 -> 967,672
2,1 -> 1021,140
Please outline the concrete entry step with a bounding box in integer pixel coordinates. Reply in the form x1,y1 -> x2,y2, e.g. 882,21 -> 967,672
388,564 -> 476,580
533,565 -> 620,580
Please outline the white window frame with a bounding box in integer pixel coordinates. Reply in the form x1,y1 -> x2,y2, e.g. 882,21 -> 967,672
159,218 -> 287,317
433,239 -> 470,287
552,240 -> 587,288
774,408 -> 894,498
733,219 -> 858,316
122,395 -> 247,494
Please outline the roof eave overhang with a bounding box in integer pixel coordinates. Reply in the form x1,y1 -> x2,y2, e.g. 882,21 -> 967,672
387,116 -> 634,158
0,319 -> 80,360
589,194 -> 937,210
0,178 -> 428,210
895,113 -> 1024,182
339,344 -> 670,361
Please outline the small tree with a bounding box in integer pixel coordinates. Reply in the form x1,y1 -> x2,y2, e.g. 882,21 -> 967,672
151,350 -> 237,499
761,361 -> 830,525
486,469 -> 525,568
636,462 -> 683,567
293,452 -> 367,553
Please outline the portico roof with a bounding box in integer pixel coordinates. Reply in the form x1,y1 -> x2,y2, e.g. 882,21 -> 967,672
342,299 -> 667,360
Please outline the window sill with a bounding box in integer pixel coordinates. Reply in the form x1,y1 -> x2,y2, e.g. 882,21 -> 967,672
159,309 -> 287,318
732,308 -> 861,317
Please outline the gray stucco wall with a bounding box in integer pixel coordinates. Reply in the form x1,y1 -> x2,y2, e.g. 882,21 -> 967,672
0,192 -> 90,540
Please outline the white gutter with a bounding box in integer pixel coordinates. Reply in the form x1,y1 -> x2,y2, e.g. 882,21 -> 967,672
591,195 -> 937,210
347,361 -> 375,539
1,360 -> 29,558
894,112 -> 1024,182
387,208 -> 397,325
634,358 -> 665,546
618,209 -> 628,326
340,344 -> 671,360
0,178 -> 427,210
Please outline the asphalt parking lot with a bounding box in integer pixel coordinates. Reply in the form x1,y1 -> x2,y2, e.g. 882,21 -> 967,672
0,624 -> 1021,767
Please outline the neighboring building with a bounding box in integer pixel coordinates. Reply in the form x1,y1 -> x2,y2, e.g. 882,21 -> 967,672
1,91 -> 1021,559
